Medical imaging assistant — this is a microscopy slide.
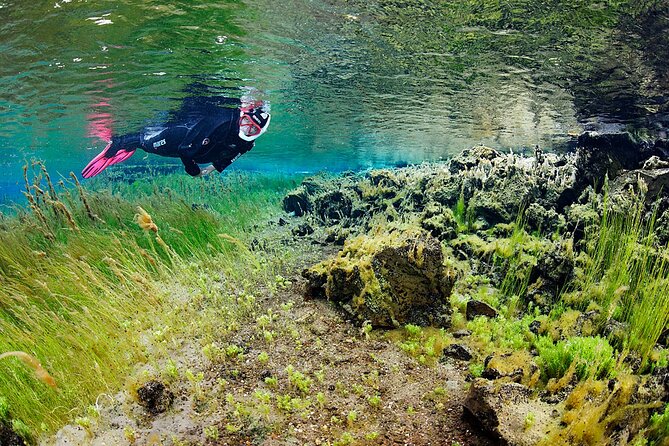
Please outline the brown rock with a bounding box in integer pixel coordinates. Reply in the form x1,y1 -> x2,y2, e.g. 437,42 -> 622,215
303,229 -> 455,327
466,300 -> 498,320
137,380 -> 174,415
464,378 -> 558,446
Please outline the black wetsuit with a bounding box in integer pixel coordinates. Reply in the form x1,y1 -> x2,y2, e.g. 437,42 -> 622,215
116,107 -> 254,176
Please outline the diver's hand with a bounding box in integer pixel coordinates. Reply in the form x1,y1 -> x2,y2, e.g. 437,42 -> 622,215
198,165 -> 217,176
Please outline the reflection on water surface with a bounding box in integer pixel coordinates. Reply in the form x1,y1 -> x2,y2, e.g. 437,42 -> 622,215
0,0 -> 667,198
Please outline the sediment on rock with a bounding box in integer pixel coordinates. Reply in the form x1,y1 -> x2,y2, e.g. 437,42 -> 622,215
464,378 -> 559,446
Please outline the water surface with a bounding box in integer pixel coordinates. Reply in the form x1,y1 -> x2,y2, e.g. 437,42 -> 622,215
1,0 -> 668,200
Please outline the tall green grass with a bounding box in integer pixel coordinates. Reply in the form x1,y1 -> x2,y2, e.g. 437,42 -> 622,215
0,164 -> 300,438
570,190 -> 669,361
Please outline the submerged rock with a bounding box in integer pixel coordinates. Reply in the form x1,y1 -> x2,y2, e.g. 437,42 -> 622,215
292,222 -> 314,237
0,424 -> 25,446
464,379 -> 558,446
466,300 -> 498,320
137,380 -> 174,415
482,352 -> 537,384
442,343 -> 473,361
453,329 -> 472,338
612,167 -> 669,199
303,229 -> 455,327
283,186 -> 312,216
420,203 -> 458,240
314,190 -> 354,223
524,203 -> 564,234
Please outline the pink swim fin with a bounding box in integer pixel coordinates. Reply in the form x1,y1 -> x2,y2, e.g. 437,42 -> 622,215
82,141 -> 136,179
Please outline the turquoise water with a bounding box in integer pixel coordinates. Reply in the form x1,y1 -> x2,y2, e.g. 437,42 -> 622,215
1,0 -> 668,200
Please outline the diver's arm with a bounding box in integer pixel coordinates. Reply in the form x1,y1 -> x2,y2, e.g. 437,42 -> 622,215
212,144 -> 253,173
180,157 -> 201,177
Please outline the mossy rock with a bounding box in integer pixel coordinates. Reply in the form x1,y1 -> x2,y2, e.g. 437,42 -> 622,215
283,186 -> 312,216
420,203 -> 458,240
448,145 -> 502,174
425,172 -> 461,207
303,229 -> 455,327
470,180 -> 536,226
368,169 -> 403,189
524,203 -> 565,234
313,190 -> 355,223
301,177 -> 327,195
482,351 -> 538,385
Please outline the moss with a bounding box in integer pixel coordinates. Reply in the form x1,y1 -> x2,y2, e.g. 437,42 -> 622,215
536,336 -> 616,383
484,350 -> 537,385
541,378 -> 610,445
465,313 -> 535,357
544,309 -> 584,340
646,403 -> 669,444
542,373 -> 660,446
420,203 -> 458,240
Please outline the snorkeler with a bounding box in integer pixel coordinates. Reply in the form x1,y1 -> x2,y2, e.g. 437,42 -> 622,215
82,97 -> 270,178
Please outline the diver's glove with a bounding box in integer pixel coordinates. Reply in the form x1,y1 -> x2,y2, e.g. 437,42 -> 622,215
81,136 -> 137,178
198,165 -> 217,176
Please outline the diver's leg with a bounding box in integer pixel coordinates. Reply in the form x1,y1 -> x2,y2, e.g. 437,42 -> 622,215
140,124 -> 190,157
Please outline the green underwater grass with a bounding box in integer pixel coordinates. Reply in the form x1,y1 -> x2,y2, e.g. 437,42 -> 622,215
450,185 -> 669,391
0,163 -> 301,438
568,189 -> 669,362
474,185 -> 669,366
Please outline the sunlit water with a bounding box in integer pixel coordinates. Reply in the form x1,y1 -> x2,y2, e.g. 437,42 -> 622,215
1,0 -> 668,201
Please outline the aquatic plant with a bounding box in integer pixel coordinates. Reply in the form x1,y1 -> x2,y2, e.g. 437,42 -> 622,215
645,403 -> 669,444
535,336 -> 616,382
571,190 -> 669,360
0,352 -> 56,390
0,165 -> 300,437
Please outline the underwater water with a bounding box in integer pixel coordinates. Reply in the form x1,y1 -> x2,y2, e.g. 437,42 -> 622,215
4,2 -> 669,445
1,0 -> 668,201
0,0 -> 669,196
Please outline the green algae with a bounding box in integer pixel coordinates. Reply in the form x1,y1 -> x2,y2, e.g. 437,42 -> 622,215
535,336 -> 616,382
0,167 -> 300,439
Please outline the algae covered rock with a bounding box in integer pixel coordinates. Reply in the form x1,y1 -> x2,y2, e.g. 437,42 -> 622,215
466,299 -> 498,320
464,378 -> 558,446
282,186 -> 312,216
303,229 -> 455,327
136,380 -> 174,415
420,202 -> 458,240
442,343 -> 472,361
314,190 -> 354,223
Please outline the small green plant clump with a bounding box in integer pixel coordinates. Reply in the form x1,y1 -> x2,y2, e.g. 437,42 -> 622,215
395,324 -> 449,365
535,335 -> 616,382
